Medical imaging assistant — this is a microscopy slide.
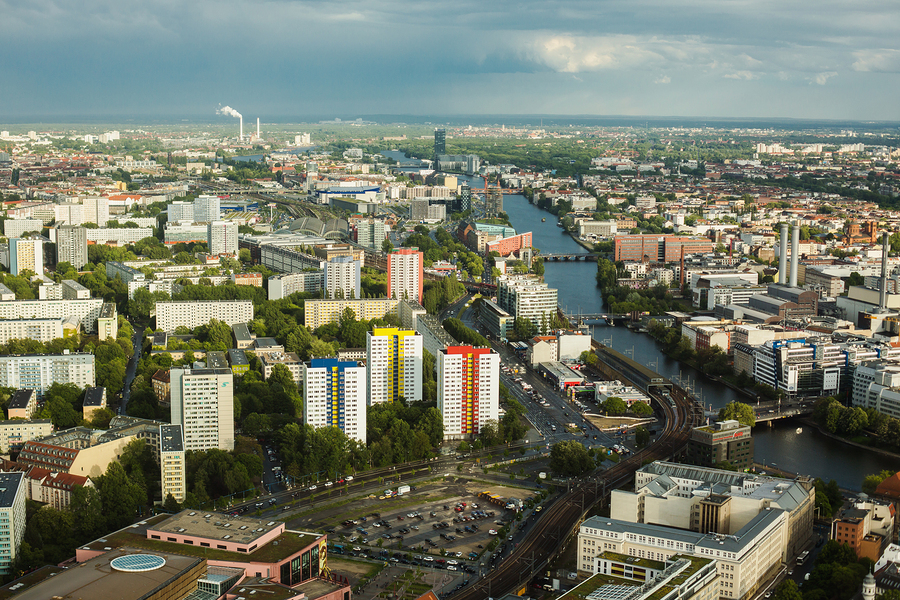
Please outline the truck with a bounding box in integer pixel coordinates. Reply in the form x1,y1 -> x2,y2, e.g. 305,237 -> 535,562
397,485 -> 411,496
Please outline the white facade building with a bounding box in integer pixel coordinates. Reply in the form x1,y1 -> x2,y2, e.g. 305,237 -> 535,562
170,368 -> 235,451
8,238 -> 43,276
324,256 -> 362,299
193,195 -> 221,223
303,358 -> 367,443
159,424 -> 186,503
3,220 -> 42,239
0,298 -> 104,333
81,197 -> 109,227
85,227 -> 154,245
168,201 -> 194,222
57,226 -> 88,269
0,472 -> 26,574
155,300 -> 254,331
267,272 -> 324,300
0,319 -> 63,344
207,221 -> 238,256
0,353 -> 95,396
496,275 -> 558,329
853,361 -> 900,419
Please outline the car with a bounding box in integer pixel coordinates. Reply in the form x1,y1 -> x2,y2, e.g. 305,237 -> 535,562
324,481 -> 333,487
423,556 -> 434,562
352,546 -> 361,552
765,593 -> 772,599
345,476 -> 354,482
447,565 -> 458,571
788,570 -> 794,576
447,560 -> 458,565
489,530 -> 498,535
309,485 -> 317,491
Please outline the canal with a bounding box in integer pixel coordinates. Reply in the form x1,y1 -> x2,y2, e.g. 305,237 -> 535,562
493,189 -> 896,490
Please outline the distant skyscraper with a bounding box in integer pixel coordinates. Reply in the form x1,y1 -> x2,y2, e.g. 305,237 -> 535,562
324,256 -> 361,299
57,226 -> 88,269
303,358 -> 367,443
434,128 -> 446,157
457,183 -> 472,213
207,220 -> 238,255
387,248 -> 423,304
438,345 -> 500,440
366,327 -> 423,405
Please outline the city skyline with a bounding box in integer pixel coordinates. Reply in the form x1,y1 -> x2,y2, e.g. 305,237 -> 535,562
1,0 -> 898,121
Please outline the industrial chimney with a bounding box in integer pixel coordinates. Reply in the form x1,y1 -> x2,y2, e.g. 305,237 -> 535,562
789,223 -> 800,288
779,223 -> 788,285
880,231 -> 890,311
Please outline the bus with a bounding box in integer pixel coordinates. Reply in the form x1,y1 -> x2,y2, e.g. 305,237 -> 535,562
796,550 -> 809,565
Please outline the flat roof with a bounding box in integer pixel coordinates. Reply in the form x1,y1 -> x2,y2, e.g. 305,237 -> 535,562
206,351 -> 228,369
151,510 -> 282,547
99,302 -> 116,318
159,424 -> 184,453
8,547 -> 202,600
228,349 -> 249,366
0,473 -> 22,508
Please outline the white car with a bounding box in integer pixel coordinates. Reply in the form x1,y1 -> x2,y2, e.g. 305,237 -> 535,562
488,529 -> 498,535
309,485 -> 317,491
324,481 -> 333,487
447,560 -> 458,565
345,476 -> 354,482
423,556 -> 434,562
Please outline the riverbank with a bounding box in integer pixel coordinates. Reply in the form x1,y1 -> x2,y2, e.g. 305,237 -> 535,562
798,416 -> 900,462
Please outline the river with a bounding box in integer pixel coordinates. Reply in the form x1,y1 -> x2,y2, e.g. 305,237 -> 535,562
489,187 -> 896,491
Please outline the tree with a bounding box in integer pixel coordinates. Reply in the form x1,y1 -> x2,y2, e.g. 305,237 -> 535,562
631,401 -> 653,417
382,239 -> 394,253
601,397 -> 627,416
862,470 -> 896,495
774,579 -> 803,600
550,441 -> 594,476
163,493 -> 181,513
848,272 -> 864,287
635,426 -> 650,448
718,401 -> 756,427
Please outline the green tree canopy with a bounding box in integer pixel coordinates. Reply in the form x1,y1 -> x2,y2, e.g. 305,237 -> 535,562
718,401 -> 756,427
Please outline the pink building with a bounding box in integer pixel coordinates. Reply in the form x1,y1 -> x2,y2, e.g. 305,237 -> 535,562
75,510 -> 348,597
486,232 -> 532,257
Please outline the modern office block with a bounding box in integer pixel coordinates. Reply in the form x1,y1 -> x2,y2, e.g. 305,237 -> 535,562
366,327 -> 423,405
303,358 -> 366,443
170,368 -> 235,451
437,345 -> 499,440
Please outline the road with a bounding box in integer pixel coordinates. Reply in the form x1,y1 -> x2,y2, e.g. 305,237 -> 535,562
119,320 -> 145,415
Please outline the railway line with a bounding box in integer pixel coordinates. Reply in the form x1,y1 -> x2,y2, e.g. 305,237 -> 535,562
448,385 -> 700,600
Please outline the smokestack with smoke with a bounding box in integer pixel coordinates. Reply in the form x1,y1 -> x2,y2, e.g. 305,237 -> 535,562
217,105 -> 243,140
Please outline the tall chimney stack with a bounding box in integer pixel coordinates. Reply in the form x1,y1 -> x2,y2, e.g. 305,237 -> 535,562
789,223 -> 800,288
880,231 -> 890,311
779,223 -> 788,285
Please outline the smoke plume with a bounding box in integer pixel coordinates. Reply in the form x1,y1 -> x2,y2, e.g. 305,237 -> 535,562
217,105 -> 242,118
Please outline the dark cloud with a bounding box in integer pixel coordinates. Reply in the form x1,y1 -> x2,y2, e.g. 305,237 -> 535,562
0,0 -> 897,119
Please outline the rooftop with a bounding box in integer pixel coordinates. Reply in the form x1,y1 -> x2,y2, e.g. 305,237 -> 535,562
159,424 -> 184,453
7,389 -> 34,410
7,548 -> 202,600
83,386 -> 106,407
0,472 -> 23,508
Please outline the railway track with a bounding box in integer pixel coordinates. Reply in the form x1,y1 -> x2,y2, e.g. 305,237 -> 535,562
448,386 -> 698,600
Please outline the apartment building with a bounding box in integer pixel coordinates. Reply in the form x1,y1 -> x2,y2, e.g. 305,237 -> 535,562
8,238 -> 43,276
485,232 -> 532,257
615,235 -> 715,262
0,473 -> 26,574
437,345 -> 499,440
168,200 -> 194,222
0,419 -> 52,453
7,389 -> 38,419
355,219 -> 386,249
193,195 -> 221,223
81,197 -> 109,227
303,358 -> 367,443
259,352 -> 302,382
96,302 -> 118,341
0,353 -> 95,396
0,318 -> 63,345
3,219 -> 42,239
164,222 -> 208,244
304,298 -> 399,329
496,275 -> 558,328
155,300 -> 254,331
170,368 -> 235,451
853,361 -> 900,419
57,226 -> 88,269
159,424 -> 186,503
324,256 -> 361,299
85,227 -> 154,245
387,248 -> 423,304
81,386 -> 107,422
366,328 -> 423,404
832,498 -> 894,561
207,220 -> 238,256
267,272 -> 324,300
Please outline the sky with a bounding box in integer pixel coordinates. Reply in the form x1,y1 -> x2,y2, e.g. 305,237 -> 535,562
2,0 -> 899,122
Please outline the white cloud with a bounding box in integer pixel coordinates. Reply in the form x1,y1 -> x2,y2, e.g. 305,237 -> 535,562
723,71 -> 759,80
812,71 -> 837,85
654,75 -> 671,84
852,49 -> 900,72
528,35 -> 664,72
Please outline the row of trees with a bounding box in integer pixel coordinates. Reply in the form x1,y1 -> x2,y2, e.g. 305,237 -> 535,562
813,397 -> 900,451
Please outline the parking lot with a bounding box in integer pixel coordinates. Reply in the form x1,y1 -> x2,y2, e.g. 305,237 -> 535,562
292,479 -> 541,570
